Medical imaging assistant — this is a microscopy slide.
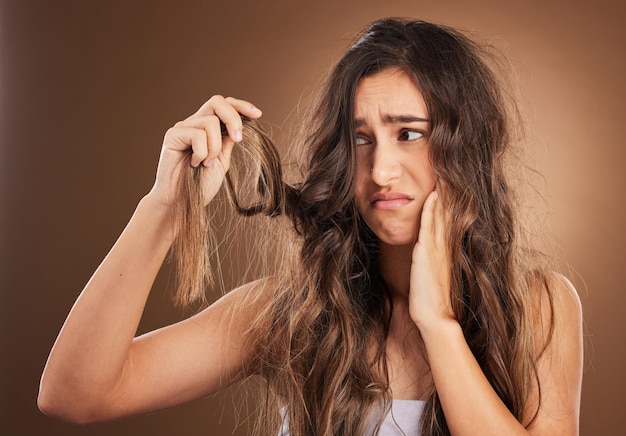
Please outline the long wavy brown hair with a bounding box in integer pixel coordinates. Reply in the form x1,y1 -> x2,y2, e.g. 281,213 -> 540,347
171,18 -> 554,435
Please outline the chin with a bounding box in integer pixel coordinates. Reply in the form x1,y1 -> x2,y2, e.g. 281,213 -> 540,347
371,222 -> 418,247
377,235 -> 417,248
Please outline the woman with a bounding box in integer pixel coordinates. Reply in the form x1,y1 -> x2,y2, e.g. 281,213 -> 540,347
38,18 -> 583,435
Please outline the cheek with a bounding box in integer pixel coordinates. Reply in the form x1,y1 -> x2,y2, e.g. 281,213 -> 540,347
414,151 -> 436,190
354,160 -> 370,203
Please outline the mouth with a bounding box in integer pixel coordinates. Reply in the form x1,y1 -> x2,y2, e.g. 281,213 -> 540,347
369,192 -> 414,210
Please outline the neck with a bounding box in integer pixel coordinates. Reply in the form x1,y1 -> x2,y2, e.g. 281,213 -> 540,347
378,241 -> 413,299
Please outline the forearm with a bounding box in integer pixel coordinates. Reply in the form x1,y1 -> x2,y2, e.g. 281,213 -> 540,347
39,195 -> 175,417
420,319 -> 528,436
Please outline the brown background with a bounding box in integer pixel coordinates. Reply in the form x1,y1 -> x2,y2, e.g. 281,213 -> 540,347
1,0 -> 624,435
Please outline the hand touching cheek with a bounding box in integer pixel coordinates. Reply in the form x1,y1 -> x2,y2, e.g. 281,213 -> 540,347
408,190 -> 455,331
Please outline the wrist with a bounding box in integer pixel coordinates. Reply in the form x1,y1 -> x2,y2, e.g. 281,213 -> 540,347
415,315 -> 462,345
143,185 -> 175,209
136,194 -> 176,244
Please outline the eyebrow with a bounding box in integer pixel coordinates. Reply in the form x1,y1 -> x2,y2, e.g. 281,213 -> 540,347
354,114 -> 430,128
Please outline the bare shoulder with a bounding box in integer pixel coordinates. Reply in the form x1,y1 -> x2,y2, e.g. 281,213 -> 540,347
530,271 -> 582,341
530,271 -> 584,367
547,272 -> 582,321
541,272 -> 583,346
527,271 -> 583,434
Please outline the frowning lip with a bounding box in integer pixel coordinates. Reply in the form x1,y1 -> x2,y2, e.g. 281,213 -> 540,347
369,192 -> 414,209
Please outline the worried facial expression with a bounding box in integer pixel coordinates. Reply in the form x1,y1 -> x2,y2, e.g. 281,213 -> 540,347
354,68 -> 436,247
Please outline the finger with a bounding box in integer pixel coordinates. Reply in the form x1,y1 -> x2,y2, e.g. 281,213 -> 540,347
217,136 -> 236,171
203,115 -> 223,164
175,115 -> 223,130
225,96 -> 263,119
433,190 -> 446,246
192,95 -> 262,143
163,126 -> 208,167
177,114 -> 235,144
190,96 -> 241,143
176,115 -> 237,169
419,190 -> 438,240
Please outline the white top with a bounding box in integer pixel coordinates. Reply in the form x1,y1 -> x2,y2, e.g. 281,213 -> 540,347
377,399 -> 426,435
279,399 -> 426,435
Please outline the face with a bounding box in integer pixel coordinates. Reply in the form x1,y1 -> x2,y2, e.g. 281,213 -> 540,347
353,68 -> 436,247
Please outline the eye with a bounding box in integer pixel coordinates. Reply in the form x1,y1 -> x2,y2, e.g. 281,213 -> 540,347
355,136 -> 370,146
398,130 -> 424,141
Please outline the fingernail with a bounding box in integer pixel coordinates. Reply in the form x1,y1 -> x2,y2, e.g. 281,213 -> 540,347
251,106 -> 262,116
233,129 -> 242,142
204,158 -> 216,168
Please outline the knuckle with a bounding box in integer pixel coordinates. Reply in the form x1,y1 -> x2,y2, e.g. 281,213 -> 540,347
205,115 -> 221,132
207,114 -> 220,125
163,127 -> 176,141
191,129 -> 205,144
195,148 -> 208,160
209,94 -> 224,104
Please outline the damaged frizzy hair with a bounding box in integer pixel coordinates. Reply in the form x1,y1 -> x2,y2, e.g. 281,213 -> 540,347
171,18 -> 555,436
171,117 -> 292,308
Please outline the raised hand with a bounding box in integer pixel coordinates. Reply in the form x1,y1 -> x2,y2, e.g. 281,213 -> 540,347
148,96 -> 262,207
408,190 -> 454,332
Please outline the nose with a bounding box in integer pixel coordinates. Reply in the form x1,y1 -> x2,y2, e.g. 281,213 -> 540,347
370,141 -> 402,187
